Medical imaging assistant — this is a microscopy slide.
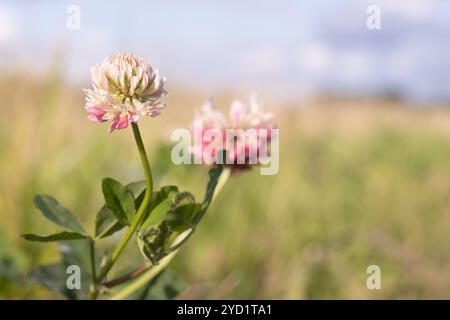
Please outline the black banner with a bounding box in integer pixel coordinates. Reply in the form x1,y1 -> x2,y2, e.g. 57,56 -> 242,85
0,300 -> 442,319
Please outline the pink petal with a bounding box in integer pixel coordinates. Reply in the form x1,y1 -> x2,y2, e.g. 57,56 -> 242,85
86,107 -> 107,122
108,117 -> 120,133
116,116 -> 130,130
87,115 -> 103,122
108,114 -> 132,133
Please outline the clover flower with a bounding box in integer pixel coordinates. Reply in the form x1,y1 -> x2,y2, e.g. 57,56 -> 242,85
192,95 -> 275,172
84,53 -> 167,133
229,94 -> 273,129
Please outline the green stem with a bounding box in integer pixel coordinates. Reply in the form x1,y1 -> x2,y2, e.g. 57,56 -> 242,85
96,123 -> 153,282
87,239 -> 98,300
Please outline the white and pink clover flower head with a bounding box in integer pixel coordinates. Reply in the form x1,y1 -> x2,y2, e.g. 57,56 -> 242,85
84,53 -> 167,133
192,95 -> 275,173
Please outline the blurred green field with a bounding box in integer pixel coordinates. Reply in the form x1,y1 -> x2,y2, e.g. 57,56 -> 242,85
2,72 -> 450,299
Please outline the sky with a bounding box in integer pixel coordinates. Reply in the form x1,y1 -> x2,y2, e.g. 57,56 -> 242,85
1,0 -> 450,104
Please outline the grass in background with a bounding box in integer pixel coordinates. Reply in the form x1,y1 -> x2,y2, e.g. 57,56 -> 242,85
2,73 -> 450,299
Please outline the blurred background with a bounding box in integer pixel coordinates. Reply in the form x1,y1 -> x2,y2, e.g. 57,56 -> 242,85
1,0 -> 450,299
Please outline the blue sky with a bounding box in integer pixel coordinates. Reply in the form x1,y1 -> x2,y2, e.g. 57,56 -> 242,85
1,0 -> 450,103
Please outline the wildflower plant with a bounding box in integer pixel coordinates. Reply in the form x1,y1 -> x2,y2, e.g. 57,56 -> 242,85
23,53 -> 276,300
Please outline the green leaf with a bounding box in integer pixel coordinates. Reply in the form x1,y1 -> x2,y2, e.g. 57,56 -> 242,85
95,205 -> 125,239
170,192 -> 196,209
22,232 -> 90,242
166,203 -> 202,233
140,197 -> 173,231
131,268 -> 186,300
138,185 -> 178,225
137,223 -> 172,265
95,179 -> 146,238
126,180 -> 147,198
147,186 -> 179,212
34,195 -> 86,234
194,166 -> 223,224
102,178 -> 135,225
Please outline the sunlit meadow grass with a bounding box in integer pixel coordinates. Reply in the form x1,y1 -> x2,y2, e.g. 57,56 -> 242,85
2,72 -> 450,299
